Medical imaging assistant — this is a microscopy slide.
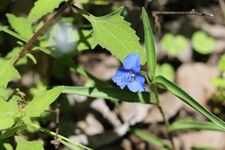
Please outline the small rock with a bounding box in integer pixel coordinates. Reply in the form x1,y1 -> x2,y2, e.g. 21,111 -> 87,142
174,131 -> 225,150
78,53 -> 120,80
91,99 -> 121,127
119,102 -> 151,125
85,113 -> 104,135
144,92 -> 183,123
176,63 -> 219,108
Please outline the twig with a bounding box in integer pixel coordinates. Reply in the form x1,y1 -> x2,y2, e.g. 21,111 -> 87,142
31,123 -> 93,150
152,10 -> 213,17
219,0 -> 225,18
11,1 -> 71,65
50,104 -> 61,149
152,10 -> 213,36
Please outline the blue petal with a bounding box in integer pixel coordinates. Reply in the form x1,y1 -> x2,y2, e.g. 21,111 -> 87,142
127,80 -> 145,92
135,73 -> 145,85
123,54 -> 141,72
112,69 -> 130,89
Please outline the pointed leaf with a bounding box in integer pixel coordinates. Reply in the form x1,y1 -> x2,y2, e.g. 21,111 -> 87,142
0,97 -> 17,130
169,119 -> 225,132
6,13 -> 33,39
60,140 -> 82,150
155,75 -> 225,130
28,0 -> 66,21
141,7 -> 156,79
0,26 -> 27,42
0,60 -> 20,88
15,136 -> 44,150
83,7 -> 145,64
62,86 -> 155,104
22,86 -> 64,118
132,128 -> 170,150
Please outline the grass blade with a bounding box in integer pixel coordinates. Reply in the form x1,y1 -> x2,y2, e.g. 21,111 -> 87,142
132,128 -> 170,150
141,8 -> 156,79
155,75 -> 225,130
169,119 -> 225,132
62,86 -> 155,104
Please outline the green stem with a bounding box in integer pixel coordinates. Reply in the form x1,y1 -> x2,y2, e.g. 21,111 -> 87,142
153,85 -> 175,150
145,75 -> 175,150
31,123 -> 93,150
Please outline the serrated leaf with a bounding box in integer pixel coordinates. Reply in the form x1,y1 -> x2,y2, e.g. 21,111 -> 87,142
62,86 -> 155,104
28,0 -> 66,21
15,136 -> 44,150
6,13 -> 33,39
22,86 -> 63,118
0,97 -> 17,130
83,7 -> 145,64
142,8 -> 156,79
0,60 -> 20,88
155,75 -> 225,130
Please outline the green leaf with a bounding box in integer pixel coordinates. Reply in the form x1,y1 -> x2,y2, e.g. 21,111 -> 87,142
22,86 -> 64,118
155,75 -> 225,130
15,136 -> 44,150
191,146 -> 217,150
28,0 -> 66,21
211,77 -> 225,88
132,128 -> 170,150
62,86 -> 155,104
0,26 -> 106,86
0,26 -> 27,42
0,60 -> 20,88
60,140 -> 82,150
156,63 -> 175,81
0,87 -> 13,100
141,8 -> 156,79
169,119 -> 225,132
6,47 -> 28,65
83,7 -> 145,64
218,54 -> 225,71
161,33 -> 188,56
0,125 -> 26,140
6,13 -> 33,39
0,97 -> 17,130
0,142 -> 13,150
192,31 -> 215,54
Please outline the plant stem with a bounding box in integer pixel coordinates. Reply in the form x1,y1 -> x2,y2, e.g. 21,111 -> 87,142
31,123 -> 93,150
11,1 -> 71,65
153,85 -> 176,150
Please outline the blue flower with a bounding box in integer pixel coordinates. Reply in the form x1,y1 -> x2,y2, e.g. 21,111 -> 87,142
112,54 -> 145,92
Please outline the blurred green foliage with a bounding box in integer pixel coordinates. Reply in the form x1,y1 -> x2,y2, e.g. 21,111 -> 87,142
192,31 -> 215,54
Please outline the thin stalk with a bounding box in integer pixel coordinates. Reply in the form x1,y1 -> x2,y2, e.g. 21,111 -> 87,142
31,123 -> 93,150
11,1 -> 72,65
153,85 -> 176,150
145,76 -> 175,149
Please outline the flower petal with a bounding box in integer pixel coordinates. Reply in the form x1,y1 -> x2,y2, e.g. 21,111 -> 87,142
123,54 -> 141,72
127,80 -> 145,92
135,73 -> 145,85
112,69 -> 130,89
